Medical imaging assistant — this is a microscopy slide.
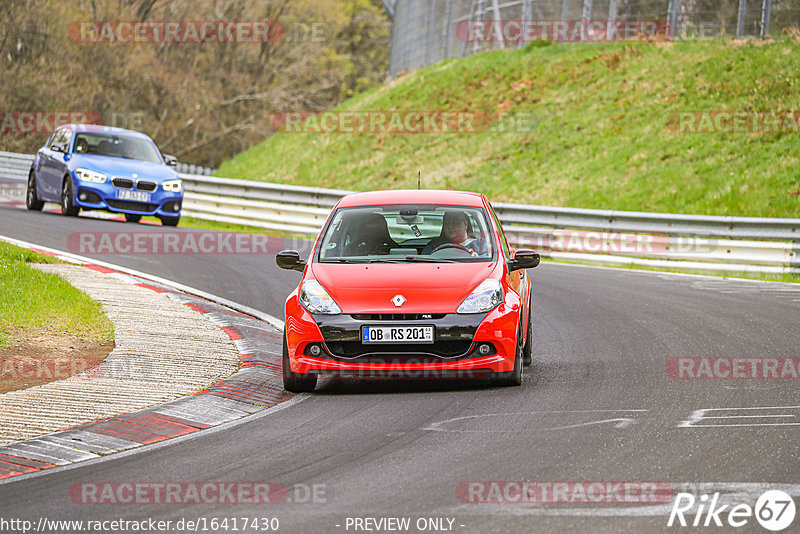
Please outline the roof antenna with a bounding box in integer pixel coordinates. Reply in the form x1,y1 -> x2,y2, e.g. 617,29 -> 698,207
418,170 -> 421,190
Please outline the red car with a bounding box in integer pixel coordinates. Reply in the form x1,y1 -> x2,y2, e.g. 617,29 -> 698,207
276,189 -> 539,392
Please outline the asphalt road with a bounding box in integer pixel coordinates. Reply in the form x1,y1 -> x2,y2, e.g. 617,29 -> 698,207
1,203 -> 799,533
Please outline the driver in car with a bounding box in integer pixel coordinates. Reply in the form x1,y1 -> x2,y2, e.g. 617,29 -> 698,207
422,210 -> 488,256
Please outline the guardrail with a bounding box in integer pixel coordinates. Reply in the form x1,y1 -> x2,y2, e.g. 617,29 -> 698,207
0,151 -> 214,179
1,151 -> 797,274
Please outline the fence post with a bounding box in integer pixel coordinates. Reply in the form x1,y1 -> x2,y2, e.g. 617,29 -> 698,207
491,0 -> 505,48
520,0 -> 533,47
582,0 -> 592,23
473,0 -> 486,55
444,0 -> 453,58
667,0 -> 681,40
760,0 -> 772,38
607,0 -> 617,41
736,0 -> 746,35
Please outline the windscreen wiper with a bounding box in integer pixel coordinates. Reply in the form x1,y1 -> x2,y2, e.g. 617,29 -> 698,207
321,258 -> 371,264
367,256 -> 455,263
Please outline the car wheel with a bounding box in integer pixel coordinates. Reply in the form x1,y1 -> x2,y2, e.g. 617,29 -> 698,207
158,215 -> 180,227
125,214 -> 142,223
523,292 -> 533,367
489,320 -> 524,387
26,171 -> 44,211
282,333 -> 317,393
60,177 -> 79,216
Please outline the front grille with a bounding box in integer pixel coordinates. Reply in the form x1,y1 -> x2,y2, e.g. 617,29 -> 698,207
350,314 -> 446,321
137,180 -> 157,192
106,199 -> 158,212
112,177 -> 133,189
326,340 -> 473,359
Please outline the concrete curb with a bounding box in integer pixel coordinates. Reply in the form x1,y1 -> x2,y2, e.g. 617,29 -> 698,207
0,242 -> 288,481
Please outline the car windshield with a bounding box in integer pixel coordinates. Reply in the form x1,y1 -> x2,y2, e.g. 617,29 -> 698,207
72,133 -> 162,164
318,204 -> 495,263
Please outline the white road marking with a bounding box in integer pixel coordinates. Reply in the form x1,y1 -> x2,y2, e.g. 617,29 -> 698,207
679,406 -> 800,428
423,410 -> 647,433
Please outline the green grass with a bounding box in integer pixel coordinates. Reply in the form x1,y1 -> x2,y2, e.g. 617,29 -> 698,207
0,242 -> 114,347
218,38 -> 800,219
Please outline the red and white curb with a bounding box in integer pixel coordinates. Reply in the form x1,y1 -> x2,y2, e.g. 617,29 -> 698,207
0,235 -> 290,481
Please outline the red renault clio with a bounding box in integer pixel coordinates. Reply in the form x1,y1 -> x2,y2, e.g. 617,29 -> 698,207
276,189 -> 539,392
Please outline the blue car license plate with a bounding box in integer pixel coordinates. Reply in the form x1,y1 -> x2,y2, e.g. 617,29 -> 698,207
117,190 -> 151,203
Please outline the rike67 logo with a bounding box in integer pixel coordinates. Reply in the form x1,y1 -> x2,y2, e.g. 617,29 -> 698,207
668,490 -> 796,531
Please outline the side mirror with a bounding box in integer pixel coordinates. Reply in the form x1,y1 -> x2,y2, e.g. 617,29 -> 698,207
276,250 -> 306,272
163,154 -> 178,167
508,249 -> 540,272
50,144 -> 63,153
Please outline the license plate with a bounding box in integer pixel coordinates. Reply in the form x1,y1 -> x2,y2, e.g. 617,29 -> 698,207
117,190 -> 151,202
362,325 -> 434,344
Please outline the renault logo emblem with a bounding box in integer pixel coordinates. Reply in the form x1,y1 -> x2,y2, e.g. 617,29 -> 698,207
392,295 -> 406,307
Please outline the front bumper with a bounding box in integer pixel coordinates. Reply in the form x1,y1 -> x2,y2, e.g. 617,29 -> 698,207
285,303 -> 520,378
72,179 -> 183,218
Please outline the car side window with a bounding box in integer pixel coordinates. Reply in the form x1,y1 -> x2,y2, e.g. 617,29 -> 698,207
62,128 -> 73,152
489,203 -> 510,259
45,130 -> 57,148
49,129 -> 64,150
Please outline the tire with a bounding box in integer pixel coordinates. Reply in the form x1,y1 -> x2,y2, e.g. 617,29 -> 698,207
60,177 -> 79,216
523,292 -> 533,367
26,171 -> 44,211
489,320 -> 524,387
158,215 -> 180,227
282,333 -> 317,393
125,214 -> 142,223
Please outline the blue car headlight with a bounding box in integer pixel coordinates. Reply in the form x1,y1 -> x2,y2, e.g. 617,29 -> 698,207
75,168 -> 108,184
457,279 -> 503,314
162,179 -> 182,192
299,280 -> 341,315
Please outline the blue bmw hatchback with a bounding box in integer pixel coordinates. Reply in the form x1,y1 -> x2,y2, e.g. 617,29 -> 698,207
27,124 -> 183,226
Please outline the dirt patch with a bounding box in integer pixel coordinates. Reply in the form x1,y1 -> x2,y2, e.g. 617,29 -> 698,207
0,328 -> 114,394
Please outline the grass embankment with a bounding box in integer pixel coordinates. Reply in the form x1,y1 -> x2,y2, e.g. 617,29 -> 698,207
0,241 -> 115,393
218,38 -> 800,219
0,242 -> 113,347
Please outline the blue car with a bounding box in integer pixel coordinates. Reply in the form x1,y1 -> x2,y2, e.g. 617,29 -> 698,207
26,124 -> 183,226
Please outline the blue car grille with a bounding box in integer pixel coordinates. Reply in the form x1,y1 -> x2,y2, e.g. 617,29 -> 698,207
137,180 -> 157,192
112,177 -> 134,189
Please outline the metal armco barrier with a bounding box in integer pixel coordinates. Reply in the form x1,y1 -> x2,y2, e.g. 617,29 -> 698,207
1,151 -> 798,274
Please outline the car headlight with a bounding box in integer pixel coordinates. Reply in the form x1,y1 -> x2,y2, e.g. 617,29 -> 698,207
162,179 -> 182,192
75,168 -> 107,184
457,279 -> 503,314
299,280 -> 341,315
